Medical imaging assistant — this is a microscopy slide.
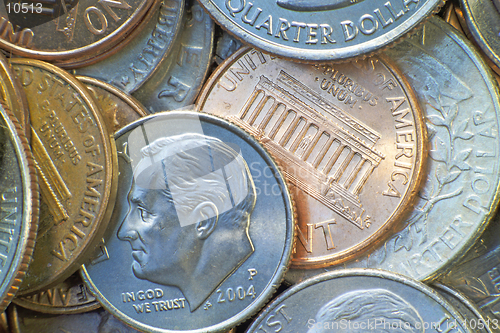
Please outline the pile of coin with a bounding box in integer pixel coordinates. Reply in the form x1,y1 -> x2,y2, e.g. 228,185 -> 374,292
0,0 -> 499,332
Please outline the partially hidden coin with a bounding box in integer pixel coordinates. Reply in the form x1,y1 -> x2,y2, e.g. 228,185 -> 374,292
77,76 -> 147,133
439,214 -> 500,331
459,0 -> 500,76
13,271 -> 99,314
433,282 -> 493,333
10,59 -> 118,295
247,269 -> 472,333
8,305 -> 142,333
0,53 -> 29,139
0,0 -> 157,67
132,0 -> 214,113
197,0 -> 444,62
286,16 -> 500,283
82,111 -> 295,332
0,94 -> 38,311
73,0 -> 185,93
197,47 -> 427,268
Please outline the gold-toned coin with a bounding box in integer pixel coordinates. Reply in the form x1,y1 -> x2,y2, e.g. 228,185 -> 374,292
10,59 -> 117,295
13,272 -> 99,314
197,47 -> 427,268
0,0 -> 157,67
0,53 -> 29,138
77,76 -> 147,133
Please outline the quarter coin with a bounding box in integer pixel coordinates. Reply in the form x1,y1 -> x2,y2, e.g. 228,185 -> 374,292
197,0 -> 443,61
197,47 -> 427,268
10,59 -> 118,295
82,111 -> 295,332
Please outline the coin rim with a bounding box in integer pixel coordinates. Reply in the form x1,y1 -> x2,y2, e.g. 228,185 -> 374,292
82,110 -> 295,333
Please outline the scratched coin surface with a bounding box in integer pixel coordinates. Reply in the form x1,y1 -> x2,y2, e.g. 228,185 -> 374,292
10,59 -> 117,295
82,111 -> 294,332
8,305 -> 145,333
0,0 -> 156,66
247,269 -> 471,333
432,283 -> 493,333
197,0 -> 443,62
285,16 -> 500,283
198,47 -> 426,267
0,97 -> 37,311
13,272 -> 99,314
78,76 -> 147,132
132,0 -> 214,112
439,214 -> 500,331
73,0 -> 184,93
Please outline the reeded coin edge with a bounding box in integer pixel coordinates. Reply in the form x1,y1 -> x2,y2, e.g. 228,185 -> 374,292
82,110 -> 295,333
197,1 -> 445,62
10,59 -> 117,295
12,295 -> 101,315
0,99 -> 39,312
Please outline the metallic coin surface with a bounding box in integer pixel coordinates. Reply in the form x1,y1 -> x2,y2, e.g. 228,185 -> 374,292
8,305 -> 142,333
247,269 -> 471,333
0,97 -> 37,311
0,0 -> 156,66
132,0 -> 214,112
73,0 -> 185,93
10,59 -> 117,295
433,283 -> 494,333
214,31 -> 242,65
82,111 -> 295,332
439,215 -> 500,332
459,0 -> 500,74
13,272 -> 99,314
198,47 -> 426,268
78,76 -> 148,132
285,16 -> 500,283
0,53 -> 29,138
197,0 -> 443,62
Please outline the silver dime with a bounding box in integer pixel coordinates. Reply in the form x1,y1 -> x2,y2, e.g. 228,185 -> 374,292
82,111 -> 295,332
197,0 -> 443,61
286,16 -> 500,283
247,269 -> 471,333
132,0 -> 214,112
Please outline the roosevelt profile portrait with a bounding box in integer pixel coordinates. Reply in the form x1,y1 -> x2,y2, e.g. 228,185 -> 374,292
276,0 -> 363,11
307,289 -> 425,333
117,133 -> 257,312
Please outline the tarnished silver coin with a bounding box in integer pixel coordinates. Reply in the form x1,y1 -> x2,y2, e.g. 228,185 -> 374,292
82,111 -> 295,332
0,101 -> 38,311
285,16 -> 500,284
439,214 -> 500,331
13,272 -> 99,314
73,0 -> 185,93
8,305 -> 142,333
197,0 -> 443,62
247,269 -> 471,333
197,47 -> 427,268
433,283 -> 494,333
133,0 -> 214,112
